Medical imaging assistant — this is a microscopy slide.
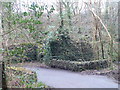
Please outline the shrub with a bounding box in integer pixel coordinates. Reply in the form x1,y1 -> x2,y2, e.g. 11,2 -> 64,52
5,43 -> 38,62
45,34 -> 95,61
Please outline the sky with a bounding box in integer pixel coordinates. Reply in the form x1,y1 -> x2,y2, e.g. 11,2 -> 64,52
0,0 -> 120,3
14,0 -> 107,13
1,0 -> 119,13
15,0 -> 98,11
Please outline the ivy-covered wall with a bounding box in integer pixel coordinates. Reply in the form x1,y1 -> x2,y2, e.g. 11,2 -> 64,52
48,59 -> 110,71
48,35 -> 95,61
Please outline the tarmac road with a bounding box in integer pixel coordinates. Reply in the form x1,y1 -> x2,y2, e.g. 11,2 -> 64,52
25,67 -> 118,88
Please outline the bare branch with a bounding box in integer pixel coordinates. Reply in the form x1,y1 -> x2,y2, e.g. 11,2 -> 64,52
84,2 -> 112,41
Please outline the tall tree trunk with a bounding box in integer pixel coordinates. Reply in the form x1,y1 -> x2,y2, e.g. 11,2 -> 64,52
118,2 -> 120,63
67,2 -> 72,31
97,1 -> 105,59
98,28 -> 105,59
93,17 -> 99,60
0,3 -> 7,89
59,0 -> 64,30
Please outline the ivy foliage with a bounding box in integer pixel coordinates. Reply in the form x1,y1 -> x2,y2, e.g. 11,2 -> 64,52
6,43 -> 38,62
3,2 -> 55,62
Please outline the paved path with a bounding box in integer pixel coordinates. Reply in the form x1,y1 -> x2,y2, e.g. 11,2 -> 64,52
25,67 -> 118,88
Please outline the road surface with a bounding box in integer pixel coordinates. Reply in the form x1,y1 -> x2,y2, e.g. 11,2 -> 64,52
25,67 -> 118,88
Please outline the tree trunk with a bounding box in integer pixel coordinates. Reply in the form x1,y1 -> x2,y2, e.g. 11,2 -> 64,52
59,0 -> 64,30
0,3 -> 7,89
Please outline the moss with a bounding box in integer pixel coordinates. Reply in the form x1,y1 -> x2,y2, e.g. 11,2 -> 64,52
25,82 -> 48,88
6,66 -> 37,88
6,66 -> 49,88
6,67 -> 33,74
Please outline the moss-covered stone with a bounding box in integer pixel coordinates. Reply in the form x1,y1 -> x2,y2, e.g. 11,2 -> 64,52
48,59 -> 110,71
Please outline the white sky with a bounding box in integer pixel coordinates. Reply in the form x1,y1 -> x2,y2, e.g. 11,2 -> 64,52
14,0 -> 119,13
